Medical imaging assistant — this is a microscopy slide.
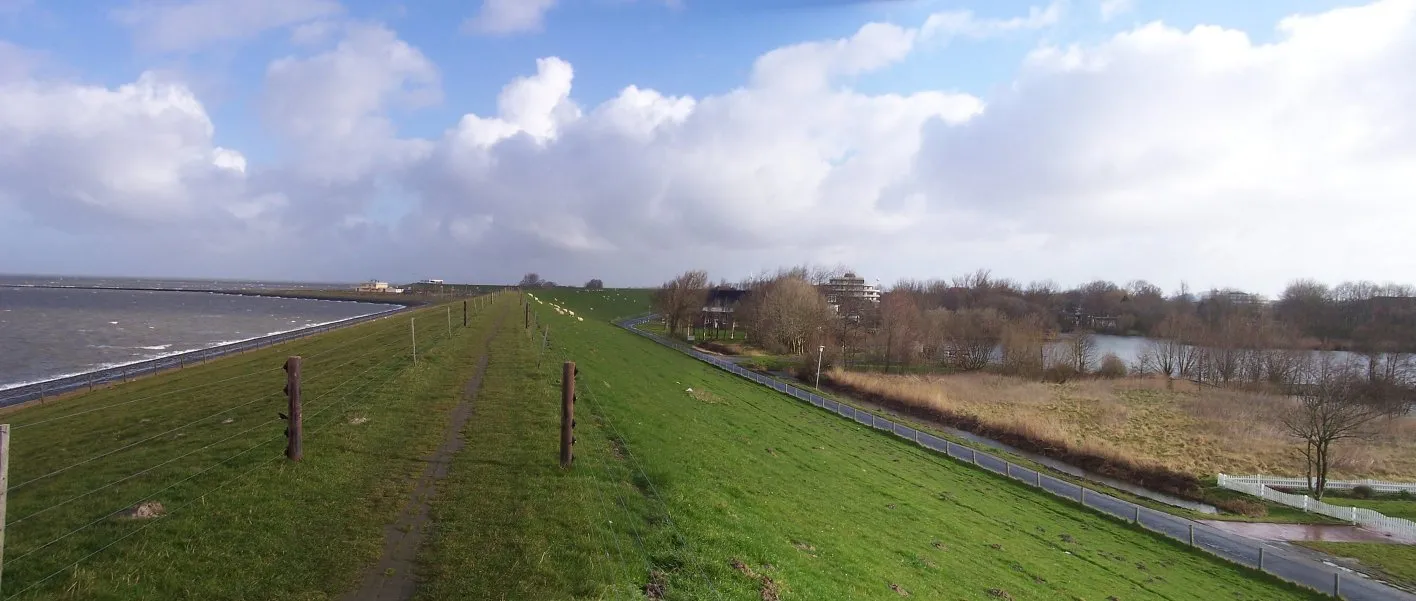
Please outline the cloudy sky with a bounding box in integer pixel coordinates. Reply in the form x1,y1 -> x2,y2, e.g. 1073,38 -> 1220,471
0,0 -> 1412,293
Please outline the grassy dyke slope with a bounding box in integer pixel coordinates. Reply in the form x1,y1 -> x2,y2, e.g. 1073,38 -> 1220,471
1,294 -> 511,600
418,289 -> 1323,600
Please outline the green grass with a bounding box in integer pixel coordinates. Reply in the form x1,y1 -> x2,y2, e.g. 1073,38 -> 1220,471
0,294 -> 512,599
418,290 -> 1326,600
1318,495 -> 1416,521
1296,542 -> 1416,590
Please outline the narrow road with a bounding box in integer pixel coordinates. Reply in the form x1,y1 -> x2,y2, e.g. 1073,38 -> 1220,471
340,310 -> 505,601
620,315 -> 1416,601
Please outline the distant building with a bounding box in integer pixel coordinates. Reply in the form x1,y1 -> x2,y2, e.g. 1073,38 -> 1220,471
419,279 -> 445,285
356,281 -> 403,293
1221,290 -> 1262,306
825,273 -> 881,305
698,286 -> 749,332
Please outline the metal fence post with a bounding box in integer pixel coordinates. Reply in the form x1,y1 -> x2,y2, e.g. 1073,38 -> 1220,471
970,448 -> 977,464
1134,506 -> 1141,524
1334,572 -> 1340,596
1258,547 -> 1264,571
1035,470 -> 1042,487
1188,524 -> 1195,546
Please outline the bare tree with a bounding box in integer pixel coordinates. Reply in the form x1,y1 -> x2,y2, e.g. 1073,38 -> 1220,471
652,270 -> 709,336
742,276 -> 833,355
999,315 -> 1048,377
1061,330 -> 1098,374
1138,313 -> 1201,386
518,273 -> 544,288
940,308 -> 1004,371
584,279 -> 605,290
878,291 -> 923,372
1282,357 -> 1385,498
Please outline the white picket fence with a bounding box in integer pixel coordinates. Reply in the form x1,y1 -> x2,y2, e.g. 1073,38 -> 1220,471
1219,473 -> 1416,494
1217,473 -> 1416,541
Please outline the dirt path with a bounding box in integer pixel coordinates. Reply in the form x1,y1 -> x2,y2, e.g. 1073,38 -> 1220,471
340,312 -> 504,601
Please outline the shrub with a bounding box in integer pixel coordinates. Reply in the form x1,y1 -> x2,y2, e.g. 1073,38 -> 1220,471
1352,485 -> 1375,499
1097,353 -> 1127,379
1399,490 -> 1413,500
1043,364 -> 1078,383
1216,498 -> 1269,518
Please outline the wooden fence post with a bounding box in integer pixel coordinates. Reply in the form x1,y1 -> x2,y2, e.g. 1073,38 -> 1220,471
284,357 -> 303,461
463,300 -> 468,327
525,303 -> 530,330
411,318 -> 417,364
561,362 -> 575,468
0,423 -> 10,596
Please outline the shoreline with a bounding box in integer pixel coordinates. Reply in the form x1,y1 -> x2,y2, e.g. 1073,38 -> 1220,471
0,283 -> 424,306
0,303 -> 407,406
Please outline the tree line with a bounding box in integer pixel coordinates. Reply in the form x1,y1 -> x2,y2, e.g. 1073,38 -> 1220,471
650,266 -> 1415,498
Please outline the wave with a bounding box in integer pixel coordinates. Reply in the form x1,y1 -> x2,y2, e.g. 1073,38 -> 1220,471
1,305 -> 402,392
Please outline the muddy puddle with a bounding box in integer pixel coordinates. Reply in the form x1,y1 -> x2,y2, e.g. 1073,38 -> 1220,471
1201,520 -> 1416,544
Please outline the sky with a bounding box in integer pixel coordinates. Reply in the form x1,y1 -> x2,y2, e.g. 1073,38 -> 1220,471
0,0 -> 1412,295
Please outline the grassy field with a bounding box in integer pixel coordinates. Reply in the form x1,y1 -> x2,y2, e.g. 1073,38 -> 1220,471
1297,542 -> 1416,590
1318,495 -> 1416,521
826,370 -> 1416,481
419,289 -> 1326,600
0,294 -> 509,599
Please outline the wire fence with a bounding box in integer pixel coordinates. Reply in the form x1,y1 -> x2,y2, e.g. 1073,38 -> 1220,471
0,299 -> 480,598
1218,474 -> 1416,541
619,315 -> 1416,601
0,305 -> 407,408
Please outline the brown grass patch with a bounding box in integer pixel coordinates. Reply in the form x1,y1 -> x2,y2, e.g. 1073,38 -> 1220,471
826,370 -> 1416,483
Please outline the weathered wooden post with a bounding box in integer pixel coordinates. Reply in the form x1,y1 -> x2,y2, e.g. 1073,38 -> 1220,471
284,357 -> 302,461
561,362 -> 575,468
463,300 -> 468,327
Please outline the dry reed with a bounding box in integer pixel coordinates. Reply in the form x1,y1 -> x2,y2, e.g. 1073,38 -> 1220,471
827,369 -> 1416,481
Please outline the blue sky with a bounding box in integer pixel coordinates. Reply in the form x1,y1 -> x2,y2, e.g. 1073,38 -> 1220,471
1,0 -> 1413,291
0,0 -> 1355,163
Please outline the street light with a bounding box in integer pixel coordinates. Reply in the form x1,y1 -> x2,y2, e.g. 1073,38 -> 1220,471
815,344 -> 826,389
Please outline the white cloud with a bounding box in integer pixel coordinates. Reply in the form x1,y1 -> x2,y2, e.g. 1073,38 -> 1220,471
0,40 -> 38,82
462,0 -> 557,36
921,1 -> 1064,41
5,0 -> 1416,292
0,71 -> 248,224
1100,0 -> 1134,22
114,0 -> 342,52
262,23 -> 440,181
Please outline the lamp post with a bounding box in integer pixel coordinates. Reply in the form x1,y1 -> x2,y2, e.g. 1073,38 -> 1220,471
816,344 -> 826,389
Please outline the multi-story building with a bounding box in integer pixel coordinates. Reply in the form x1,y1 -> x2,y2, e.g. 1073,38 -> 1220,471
824,272 -> 881,307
